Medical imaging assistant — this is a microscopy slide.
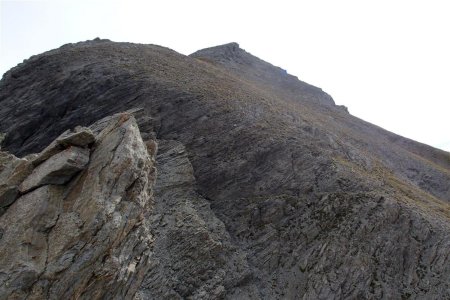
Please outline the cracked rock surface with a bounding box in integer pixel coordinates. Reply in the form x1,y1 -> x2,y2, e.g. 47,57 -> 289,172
0,113 -> 155,299
19,146 -> 90,193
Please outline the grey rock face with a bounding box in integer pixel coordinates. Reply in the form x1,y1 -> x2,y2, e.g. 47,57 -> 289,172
217,192 -> 450,299
0,113 -> 156,299
137,140 -> 259,299
20,146 -> 90,193
32,126 -> 95,166
0,152 -> 33,214
0,185 -> 64,297
56,126 -> 95,147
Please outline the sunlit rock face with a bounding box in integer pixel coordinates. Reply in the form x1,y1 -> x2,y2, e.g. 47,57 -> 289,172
0,40 -> 449,299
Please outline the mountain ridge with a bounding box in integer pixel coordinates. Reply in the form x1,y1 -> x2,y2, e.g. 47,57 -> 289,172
0,40 -> 449,299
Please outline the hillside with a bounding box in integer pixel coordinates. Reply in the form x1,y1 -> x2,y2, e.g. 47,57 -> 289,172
0,39 -> 449,299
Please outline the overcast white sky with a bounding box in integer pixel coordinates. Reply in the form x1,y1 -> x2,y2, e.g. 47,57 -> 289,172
1,0 -> 449,151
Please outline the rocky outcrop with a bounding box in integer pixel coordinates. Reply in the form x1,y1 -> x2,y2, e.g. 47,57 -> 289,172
137,140 -> 259,299
0,112 -> 156,299
0,152 -> 33,215
19,146 -> 90,193
31,126 -> 95,166
0,112 -> 258,299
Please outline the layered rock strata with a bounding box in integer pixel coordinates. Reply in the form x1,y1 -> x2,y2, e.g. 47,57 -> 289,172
0,113 -> 155,299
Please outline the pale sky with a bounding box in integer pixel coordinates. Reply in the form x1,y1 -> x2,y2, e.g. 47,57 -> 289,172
1,0 -> 449,151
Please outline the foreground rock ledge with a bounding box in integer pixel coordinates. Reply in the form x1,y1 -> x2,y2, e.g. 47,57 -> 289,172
0,113 -> 156,299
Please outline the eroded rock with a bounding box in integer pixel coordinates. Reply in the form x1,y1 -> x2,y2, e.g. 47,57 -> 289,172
56,126 -> 95,147
0,185 -> 64,298
32,126 -> 95,166
0,113 -> 156,299
137,140 -> 257,299
20,146 -> 90,193
0,152 -> 33,213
